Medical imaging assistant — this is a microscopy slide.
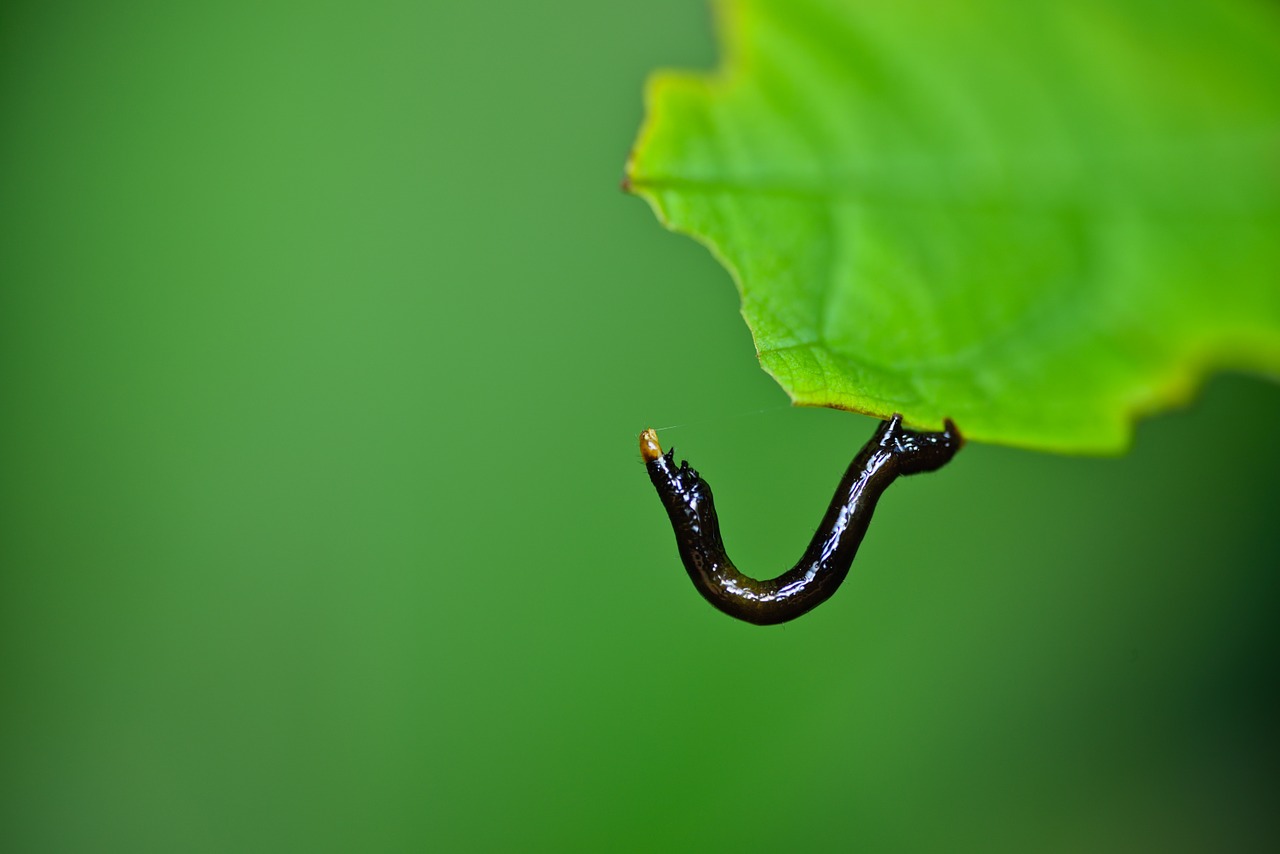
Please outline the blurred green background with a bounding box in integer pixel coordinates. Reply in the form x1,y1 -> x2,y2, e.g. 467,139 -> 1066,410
2,2 -> 1276,851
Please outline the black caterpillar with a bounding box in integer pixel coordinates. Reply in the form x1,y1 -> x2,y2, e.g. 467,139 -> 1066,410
640,415 -> 962,625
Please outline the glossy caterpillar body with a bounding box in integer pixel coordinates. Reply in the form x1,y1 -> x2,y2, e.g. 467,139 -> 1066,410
641,415 -> 962,625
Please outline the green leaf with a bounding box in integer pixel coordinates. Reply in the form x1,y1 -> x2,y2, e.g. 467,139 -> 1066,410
626,0 -> 1280,453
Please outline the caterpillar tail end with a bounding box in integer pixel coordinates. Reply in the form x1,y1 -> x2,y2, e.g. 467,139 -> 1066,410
639,428 -> 663,463
943,418 -> 964,448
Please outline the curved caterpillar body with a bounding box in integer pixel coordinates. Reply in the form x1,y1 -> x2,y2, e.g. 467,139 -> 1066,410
640,415 -> 962,626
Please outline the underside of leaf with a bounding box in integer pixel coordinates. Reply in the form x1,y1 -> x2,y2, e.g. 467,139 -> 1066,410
626,0 -> 1280,453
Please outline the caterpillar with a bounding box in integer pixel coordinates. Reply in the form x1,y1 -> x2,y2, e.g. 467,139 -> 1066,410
640,415 -> 962,625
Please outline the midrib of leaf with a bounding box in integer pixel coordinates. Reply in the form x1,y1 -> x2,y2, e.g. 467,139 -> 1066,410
629,172 -> 1279,215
